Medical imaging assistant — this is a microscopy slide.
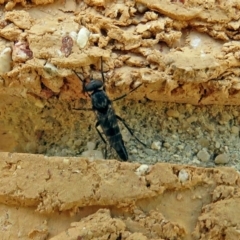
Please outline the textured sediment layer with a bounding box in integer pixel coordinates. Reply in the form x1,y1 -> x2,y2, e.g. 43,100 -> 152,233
1,0 -> 240,104
1,1 -> 240,240
1,94 -> 240,168
1,152 -> 240,240
1,0 -> 240,165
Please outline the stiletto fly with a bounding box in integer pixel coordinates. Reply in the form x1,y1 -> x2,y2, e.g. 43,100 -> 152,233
74,57 -> 146,161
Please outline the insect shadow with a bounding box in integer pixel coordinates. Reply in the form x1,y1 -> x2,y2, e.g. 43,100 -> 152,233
73,57 -> 146,161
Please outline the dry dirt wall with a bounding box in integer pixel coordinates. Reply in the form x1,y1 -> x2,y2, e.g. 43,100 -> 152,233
1,1 -> 240,240
1,152 -> 240,240
0,0 -> 240,104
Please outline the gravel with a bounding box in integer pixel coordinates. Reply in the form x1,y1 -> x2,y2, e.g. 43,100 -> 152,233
197,148 -> 210,162
214,153 -> 229,164
1,97 -> 240,170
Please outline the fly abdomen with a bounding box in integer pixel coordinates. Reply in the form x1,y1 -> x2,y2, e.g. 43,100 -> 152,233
100,116 -> 128,160
113,140 -> 128,161
106,132 -> 128,161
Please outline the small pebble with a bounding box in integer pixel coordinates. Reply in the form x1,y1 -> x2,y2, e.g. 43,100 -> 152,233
151,141 -> 161,150
0,47 -> 12,74
166,109 -> 180,118
192,157 -> 201,164
136,2 -> 148,13
163,142 -> 171,148
197,148 -> 210,162
130,148 -> 138,154
177,144 -> 184,150
214,153 -> 229,164
135,164 -> 149,176
77,27 -> 90,48
122,130 -> 131,142
178,169 -> 189,183
231,126 -> 239,134
224,146 -> 229,152
215,142 -> 221,148
44,62 -> 58,75
176,193 -> 183,200
172,135 -> 178,140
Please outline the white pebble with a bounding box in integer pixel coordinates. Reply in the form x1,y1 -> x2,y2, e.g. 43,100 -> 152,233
224,146 -> 229,152
192,157 -> 201,164
135,164 -> 149,176
151,141 -> 161,150
197,148 -> 210,162
190,36 -> 201,48
0,47 -> 12,74
178,169 -> 189,183
77,27 -> 90,49
136,3 -> 148,13
44,62 -> 58,75
215,153 -> 229,164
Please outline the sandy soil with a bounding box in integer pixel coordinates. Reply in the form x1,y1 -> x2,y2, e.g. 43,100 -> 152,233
1,0 -> 240,239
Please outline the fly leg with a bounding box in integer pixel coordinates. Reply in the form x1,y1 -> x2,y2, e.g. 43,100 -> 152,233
100,56 -> 106,91
116,116 -> 146,147
113,83 -> 142,102
72,108 -> 92,111
99,56 -> 142,100
95,121 -> 108,159
73,70 -> 91,98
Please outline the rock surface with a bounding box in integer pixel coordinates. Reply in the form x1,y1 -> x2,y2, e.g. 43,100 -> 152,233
1,1 -> 240,240
0,152 -> 240,240
1,0 -> 240,104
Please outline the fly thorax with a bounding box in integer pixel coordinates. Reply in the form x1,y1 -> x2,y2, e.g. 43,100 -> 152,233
92,90 -> 110,111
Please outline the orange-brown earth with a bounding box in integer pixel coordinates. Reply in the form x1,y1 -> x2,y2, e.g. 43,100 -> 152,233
1,0 -> 240,239
1,152 -> 240,240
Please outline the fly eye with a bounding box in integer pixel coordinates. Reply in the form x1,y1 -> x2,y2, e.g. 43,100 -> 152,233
85,80 -> 103,91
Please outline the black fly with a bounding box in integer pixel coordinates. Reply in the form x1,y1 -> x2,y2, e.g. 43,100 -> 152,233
74,57 -> 145,161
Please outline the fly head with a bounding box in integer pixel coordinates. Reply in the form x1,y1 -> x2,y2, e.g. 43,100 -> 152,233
85,79 -> 103,92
